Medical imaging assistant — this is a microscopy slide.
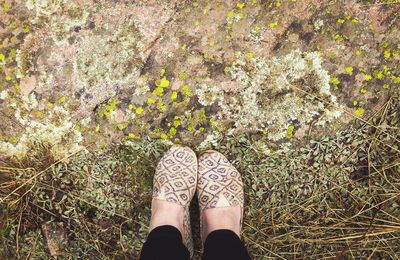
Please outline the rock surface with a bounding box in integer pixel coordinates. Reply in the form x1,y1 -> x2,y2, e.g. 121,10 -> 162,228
0,0 -> 399,158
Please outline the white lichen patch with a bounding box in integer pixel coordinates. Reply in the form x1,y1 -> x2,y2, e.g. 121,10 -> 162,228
26,0 -> 89,44
0,93 -> 85,160
196,83 -> 223,106
209,50 -> 343,141
74,20 -> 143,91
249,27 -> 263,44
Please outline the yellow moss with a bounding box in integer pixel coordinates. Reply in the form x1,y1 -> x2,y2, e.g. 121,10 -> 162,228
155,77 -> 170,88
58,96 -> 67,103
157,99 -> 166,112
187,123 -> 195,131
345,66 -> 353,74
330,76 -> 340,85
35,111 -> 45,118
122,133 -> 136,142
333,34 -> 344,42
354,107 -> 365,117
383,65 -> 391,75
391,75 -> 400,83
246,52 -> 254,59
152,86 -> 164,96
286,125 -> 295,139
171,91 -> 178,100
364,74 -> 372,81
224,66 -> 230,74
210,116 -> 216,126
374,70 -> 384,79
3,3 -> 11,11
135,106 -> 143,114
7,136 -> 18,144
179,72 -> 188,80
268,21 -> 278,28
384,49 -> 391,60
10,36 -> 19,45
173,117 -> 181,127
117,123 -> 127,130
181,85 -> 193,97
237,2 -> 245,9
169,127 -> 176,137
147,98 -> 156,106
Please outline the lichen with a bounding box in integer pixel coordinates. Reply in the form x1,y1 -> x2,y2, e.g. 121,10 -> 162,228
202,50 -> 343,141
74,19 -> 143,91
26,0 -> 89,44
0,93 -> 84,160
196,83 -> 223,106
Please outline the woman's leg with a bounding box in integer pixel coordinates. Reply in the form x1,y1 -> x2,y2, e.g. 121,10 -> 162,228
202,229 -> 251,260
140,145 -> 198,259
197,151 -> 252,260
140,225 -> 190,260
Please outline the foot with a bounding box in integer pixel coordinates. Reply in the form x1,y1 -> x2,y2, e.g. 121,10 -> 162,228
197,150 -> 244,243
151,145 -> 197,257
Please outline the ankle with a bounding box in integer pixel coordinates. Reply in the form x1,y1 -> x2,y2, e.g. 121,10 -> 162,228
202,206 -> 241,237
149,200 -> 184,234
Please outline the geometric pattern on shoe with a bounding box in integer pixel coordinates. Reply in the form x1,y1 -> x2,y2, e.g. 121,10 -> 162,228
153,145 -> 197,206
152,144 -> 197,257
197,150 -> 244,212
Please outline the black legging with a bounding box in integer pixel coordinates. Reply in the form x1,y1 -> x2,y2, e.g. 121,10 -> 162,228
140,225 -> 252,260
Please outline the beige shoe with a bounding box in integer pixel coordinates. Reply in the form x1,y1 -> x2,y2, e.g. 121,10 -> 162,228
152,145 -> 197,257
197,150 -> 244,242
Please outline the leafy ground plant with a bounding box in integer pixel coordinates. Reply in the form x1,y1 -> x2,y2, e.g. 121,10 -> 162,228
1,96 -> 399,259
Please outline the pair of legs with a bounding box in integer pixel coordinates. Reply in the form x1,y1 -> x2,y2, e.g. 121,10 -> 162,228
140,145 -> 251,259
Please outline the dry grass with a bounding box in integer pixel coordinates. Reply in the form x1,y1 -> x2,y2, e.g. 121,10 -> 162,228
0,96 -> 399,259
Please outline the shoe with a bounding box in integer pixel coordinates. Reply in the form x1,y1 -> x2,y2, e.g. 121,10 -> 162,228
152,144 -> 197,257
197,150 -> 244,243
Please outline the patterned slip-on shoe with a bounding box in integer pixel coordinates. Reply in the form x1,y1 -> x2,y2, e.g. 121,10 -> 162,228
197,150 -> 244,243
152,144 -> 197,257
